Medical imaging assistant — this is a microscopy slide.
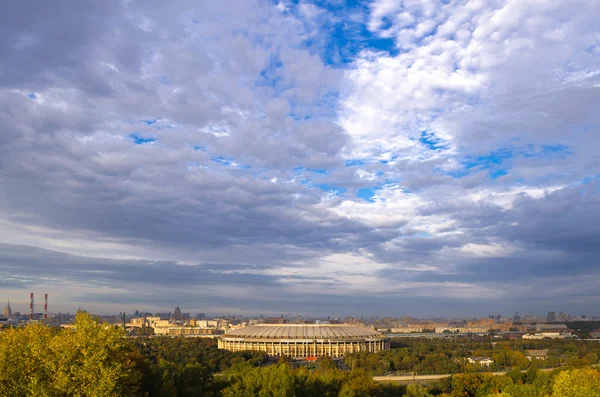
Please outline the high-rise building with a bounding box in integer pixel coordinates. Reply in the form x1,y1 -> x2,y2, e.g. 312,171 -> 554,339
558,312 -> 569,322
173,305 -> 182,321
522,314 -> 537,323
547,311 -> 557,322
3,299 -> 11,318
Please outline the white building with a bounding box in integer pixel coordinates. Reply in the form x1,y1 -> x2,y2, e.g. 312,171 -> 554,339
467,357 -> 494,366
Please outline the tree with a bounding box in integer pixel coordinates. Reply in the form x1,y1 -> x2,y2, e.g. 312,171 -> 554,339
450,373 -> 488,397
221,362 -> 300,397
405,384 -> 434,397
337,370 -> 379,397
0,312 -> 142,397
506,366 -> 525,384
550,368 -> 600,397
582,353 -> 598,365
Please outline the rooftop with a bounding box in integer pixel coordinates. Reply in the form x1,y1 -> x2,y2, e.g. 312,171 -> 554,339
222,324 -> 385,340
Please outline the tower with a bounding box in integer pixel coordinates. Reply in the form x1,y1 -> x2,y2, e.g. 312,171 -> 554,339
174,305 -> 182,321
3,299 -> 11,318
44,293 -> 48,319
30,292 -> 34,320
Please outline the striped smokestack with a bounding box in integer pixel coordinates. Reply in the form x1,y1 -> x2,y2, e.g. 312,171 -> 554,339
44,293 -> 48,319
30,292 -> 34,320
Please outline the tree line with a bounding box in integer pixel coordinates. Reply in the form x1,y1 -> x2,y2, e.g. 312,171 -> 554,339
343,338 -> 600,376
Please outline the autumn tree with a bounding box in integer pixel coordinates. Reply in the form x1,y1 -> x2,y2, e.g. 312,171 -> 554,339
0,312 -> 142,397
550,368 -> 600,397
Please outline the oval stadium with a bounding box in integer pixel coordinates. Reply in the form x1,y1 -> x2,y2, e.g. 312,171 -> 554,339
218,324 -> 390,359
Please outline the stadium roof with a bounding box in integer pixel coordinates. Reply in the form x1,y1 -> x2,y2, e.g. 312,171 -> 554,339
222,324 -> 385,340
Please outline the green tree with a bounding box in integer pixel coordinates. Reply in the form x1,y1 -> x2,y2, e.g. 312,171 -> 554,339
582,353 -> 598,365
221,362 -> 300,397
450,373 -> 488,397
337,370 -> 379,397
405,384 -> 434,397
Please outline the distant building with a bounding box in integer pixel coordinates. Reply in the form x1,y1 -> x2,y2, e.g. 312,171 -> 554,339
391,327 -> 420,333
522,314 -> 537,323
173,306 -> 182,321
536,323 -> 567,331
557,312 -> 569,322
264,317 -> 288,324
167,327 -> 217,337
547,311 -> 557,322
590,330 -> 600,339
435,326 -> 489,333
523,331 -> 573,339
3,300 -> 11,318
391,323 -> 448,333
525,350 -> 548,361
467,357 -> 494,366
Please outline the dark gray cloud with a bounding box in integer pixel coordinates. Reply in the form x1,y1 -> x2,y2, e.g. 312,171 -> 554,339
0,243 -> 278,288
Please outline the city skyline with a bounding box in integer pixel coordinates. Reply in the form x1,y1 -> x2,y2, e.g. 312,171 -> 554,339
1,0 -> 599,316
1,292 -> 597,319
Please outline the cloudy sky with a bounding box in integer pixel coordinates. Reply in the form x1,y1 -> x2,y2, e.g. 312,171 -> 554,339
1,0 -> 599,317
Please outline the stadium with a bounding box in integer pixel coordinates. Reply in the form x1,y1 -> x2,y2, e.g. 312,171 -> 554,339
218,324 -> 389,359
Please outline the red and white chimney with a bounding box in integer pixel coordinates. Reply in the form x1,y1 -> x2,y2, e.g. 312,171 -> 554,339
30,292 -> 34,320
44,293 -> 48,319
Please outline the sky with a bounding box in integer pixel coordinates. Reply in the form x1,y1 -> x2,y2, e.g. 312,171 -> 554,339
0,0 -> 599,318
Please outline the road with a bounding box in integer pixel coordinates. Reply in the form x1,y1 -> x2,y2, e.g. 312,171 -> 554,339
374,369 -> 558,383
374,372 -> 505,382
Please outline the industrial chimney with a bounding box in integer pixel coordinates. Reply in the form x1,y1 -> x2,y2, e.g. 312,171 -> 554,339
30,292 -> 34,320
44,293 -> 48,320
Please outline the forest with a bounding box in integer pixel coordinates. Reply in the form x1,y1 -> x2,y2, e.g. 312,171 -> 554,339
0,313 -> 599,396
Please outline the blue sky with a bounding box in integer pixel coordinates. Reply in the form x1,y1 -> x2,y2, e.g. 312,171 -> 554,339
0,0 -> 599,316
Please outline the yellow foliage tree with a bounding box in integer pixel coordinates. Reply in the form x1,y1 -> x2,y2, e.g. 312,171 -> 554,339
0,312 -> 142,397
551,368 -> 600,397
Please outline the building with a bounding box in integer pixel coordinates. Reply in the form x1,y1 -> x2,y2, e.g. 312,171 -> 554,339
435,326 -> 489,333
525,350 -> 548,361
173,306 -> 182,321
218,324 -> 389,359
547,311 -> 557,322
589,330 -> 600,339
391,323 -> 447,333
536,323 -> 567,332
557,312 -> 569,322
3,300 -> 11,318
167,327 -> 217,337
523,331 -> 573,339
521,314 -> 537,323
467,319 -> 495,329
391,327 -> 420,333
467,357 -> 494,366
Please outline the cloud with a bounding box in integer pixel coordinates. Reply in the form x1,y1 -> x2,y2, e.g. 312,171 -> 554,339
0,0 -> 599,316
